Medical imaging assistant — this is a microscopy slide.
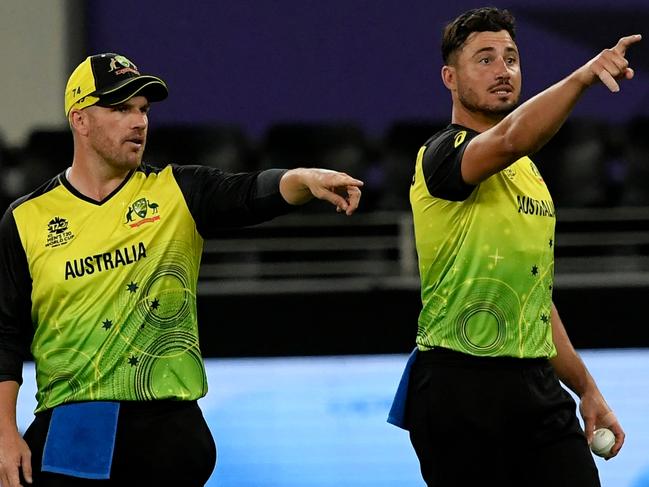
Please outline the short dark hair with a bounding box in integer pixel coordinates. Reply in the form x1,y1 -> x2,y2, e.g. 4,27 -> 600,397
441,7 -> 516,64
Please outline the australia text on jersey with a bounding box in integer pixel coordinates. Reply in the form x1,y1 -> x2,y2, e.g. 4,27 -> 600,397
65,242 -> 146,280
516,195 -> 555,218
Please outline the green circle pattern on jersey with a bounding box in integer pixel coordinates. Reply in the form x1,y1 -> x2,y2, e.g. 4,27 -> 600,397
37,347 -> 99,409
40,368 -> 84,409
417,294 -> 448,348
450,278 -> 521,355
126,250 -> 194,331
114,240 -> 196,337
99,240 -> 203,400
132,330 -> 207,400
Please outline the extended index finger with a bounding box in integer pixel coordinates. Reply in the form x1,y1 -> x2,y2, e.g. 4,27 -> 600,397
614,34 -> 642,54
334,174 -> 364,187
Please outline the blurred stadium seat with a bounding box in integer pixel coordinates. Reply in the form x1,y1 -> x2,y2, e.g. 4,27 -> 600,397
258,122 -> 375,211
371,119 -> 446,210
533,118 -> 610,207
145,124 -> 256,172
620,117 -> 649,206
0,128 -> 72,206
24,128 -> 74,175
258,122 -> 373,172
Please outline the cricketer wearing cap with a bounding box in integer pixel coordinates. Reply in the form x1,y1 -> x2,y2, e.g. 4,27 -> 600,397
0,52 -> 363,486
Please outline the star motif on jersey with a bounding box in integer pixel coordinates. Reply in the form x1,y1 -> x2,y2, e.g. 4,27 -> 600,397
128,355 -> 139,367
126,281 -> 139,293
549,239 -> 553,248
540,314 -> 549,324
150,298 -> 160,310
102,319 -> 113,330
531,265 -> 539,276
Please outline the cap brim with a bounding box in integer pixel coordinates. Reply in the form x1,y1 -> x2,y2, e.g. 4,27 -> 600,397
94,75 -> 168,106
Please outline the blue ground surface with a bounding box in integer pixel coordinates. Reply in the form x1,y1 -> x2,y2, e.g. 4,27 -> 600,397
17,350 -> 649,486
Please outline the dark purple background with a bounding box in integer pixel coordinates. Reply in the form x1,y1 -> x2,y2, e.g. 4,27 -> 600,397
87,0 -> 649,139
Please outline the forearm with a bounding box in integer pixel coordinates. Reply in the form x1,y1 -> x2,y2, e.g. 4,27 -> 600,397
548,303 -> 599,398
0,380 -> 20,434
495,38 -> 637,159
462,70 -> 591,184
495,72 -> 588,158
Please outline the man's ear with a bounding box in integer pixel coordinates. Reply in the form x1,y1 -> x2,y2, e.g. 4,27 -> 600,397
441,65 -> 456,91
69,109 -> 89,136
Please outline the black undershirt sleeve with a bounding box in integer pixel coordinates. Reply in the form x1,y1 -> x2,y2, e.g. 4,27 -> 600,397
421,126 -> 479,201
0,207 -> 35,385
171,165 -> 294,238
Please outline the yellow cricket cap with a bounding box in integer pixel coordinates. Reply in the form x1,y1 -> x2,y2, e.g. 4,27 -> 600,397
64,53 -> 168,116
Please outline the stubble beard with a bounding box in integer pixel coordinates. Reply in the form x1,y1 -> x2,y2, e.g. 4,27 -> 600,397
94,131 -> 146,170
458,87 -> 519,120
95,140 -> 143,172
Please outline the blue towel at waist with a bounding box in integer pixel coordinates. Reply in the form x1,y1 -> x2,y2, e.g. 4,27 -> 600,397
42,401 -> 120,479
387,347 -> 418,430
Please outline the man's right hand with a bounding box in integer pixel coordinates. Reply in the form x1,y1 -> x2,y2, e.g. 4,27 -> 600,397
580,34 -> 642,92
0,429 -> 32,486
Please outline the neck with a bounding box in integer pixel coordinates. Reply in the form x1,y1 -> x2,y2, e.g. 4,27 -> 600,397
67,150 -> 133,202
451,102 -> 506,133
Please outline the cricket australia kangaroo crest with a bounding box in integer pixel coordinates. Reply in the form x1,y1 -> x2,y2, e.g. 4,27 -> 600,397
125,196 -> 161,228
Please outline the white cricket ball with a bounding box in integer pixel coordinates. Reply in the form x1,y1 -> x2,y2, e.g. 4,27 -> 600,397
590,428 -> 615,457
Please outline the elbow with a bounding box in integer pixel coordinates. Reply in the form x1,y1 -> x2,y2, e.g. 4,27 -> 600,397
501,129 -> 532,161
501,116 -> 552,159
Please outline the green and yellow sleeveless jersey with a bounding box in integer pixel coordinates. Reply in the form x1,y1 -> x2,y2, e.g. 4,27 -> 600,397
410,124 -> 556,358
0,163 -> 290,412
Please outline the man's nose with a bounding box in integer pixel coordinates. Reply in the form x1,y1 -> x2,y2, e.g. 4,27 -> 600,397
494,58 -> 511,80
132,113 -> 148,129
